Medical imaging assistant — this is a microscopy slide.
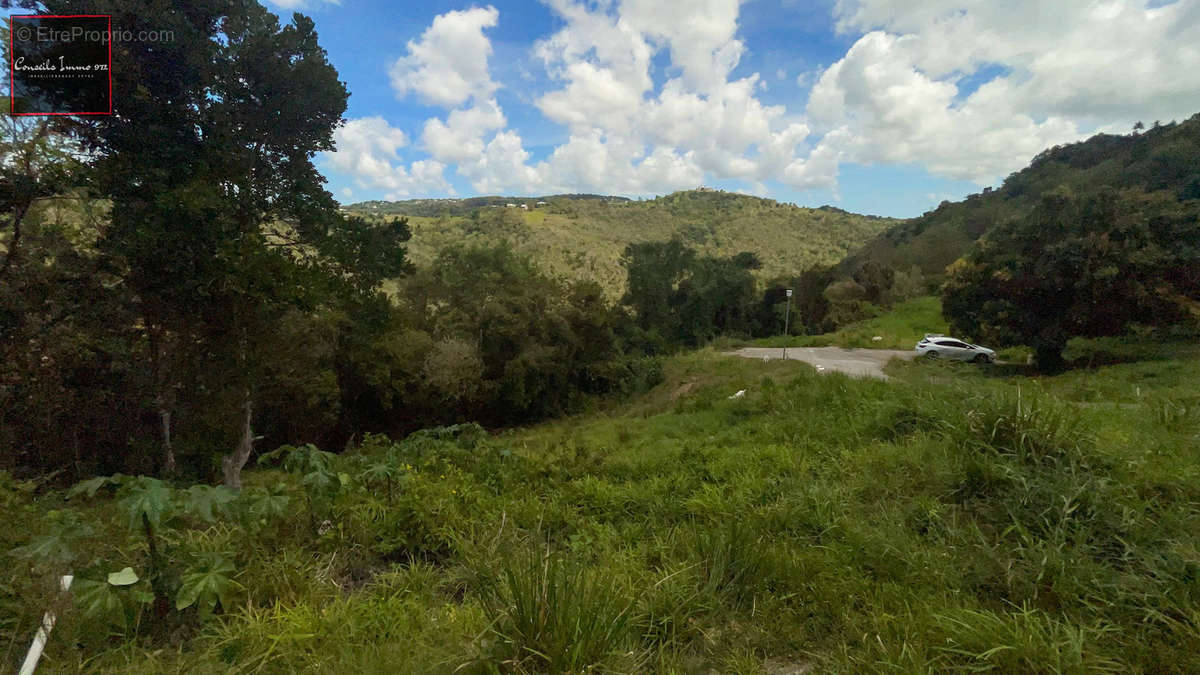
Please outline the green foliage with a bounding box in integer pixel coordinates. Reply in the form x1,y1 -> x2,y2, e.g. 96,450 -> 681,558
260,443 -> 344,527
176,553 -> 241,618
621,239 -> 762,346
10,509 -> 94,566
6,343 -> 1200,670
116,476 -> 174,531
179,485 -> 239,523
750,296 -> 947,349
352,190 -> 894,298
943,187 -> 1200,370
843,112 -> 1200,281
477,547 -> 637,672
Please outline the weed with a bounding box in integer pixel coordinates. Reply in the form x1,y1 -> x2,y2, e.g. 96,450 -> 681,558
475,546 -> 639,672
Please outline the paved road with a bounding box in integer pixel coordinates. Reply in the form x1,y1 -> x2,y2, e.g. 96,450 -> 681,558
729,346 -> 915,379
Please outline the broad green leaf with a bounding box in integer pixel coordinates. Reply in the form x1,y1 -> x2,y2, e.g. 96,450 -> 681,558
107,567 -> 139,586
181,484 -> 238,522
241,483 -> 291,522
73,578 -> 123,619
67,475 -> 115,500
117,476 -> 174,531
177,554 -> 240,617
10,510 -> 93,564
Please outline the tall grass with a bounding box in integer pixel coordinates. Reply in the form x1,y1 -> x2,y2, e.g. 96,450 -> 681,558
475,546 -> 638,672
6,341 -> 1200,672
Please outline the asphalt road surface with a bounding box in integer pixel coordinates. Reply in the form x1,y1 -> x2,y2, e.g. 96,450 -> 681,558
729,346 -> 915,379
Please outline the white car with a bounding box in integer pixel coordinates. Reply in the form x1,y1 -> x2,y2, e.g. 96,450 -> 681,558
914,334 -> 996,363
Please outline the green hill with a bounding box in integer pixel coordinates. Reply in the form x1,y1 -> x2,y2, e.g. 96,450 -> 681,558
345,190 -> 897,296
841,113 -> 1200,278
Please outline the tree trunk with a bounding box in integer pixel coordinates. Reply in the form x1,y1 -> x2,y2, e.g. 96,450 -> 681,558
158,405 -> 175,476
147,324 -> 176,476
222,389 -> 255,490
1034,342 -> 1067,374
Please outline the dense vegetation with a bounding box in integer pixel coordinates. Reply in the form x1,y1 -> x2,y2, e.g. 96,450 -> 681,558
348,190 -> 895,297
5,0 -> 1200,672
843,115 -> 1200,278
943,187 -> 1200,370
4,337 -> 1200,672
0,4 -> 659,483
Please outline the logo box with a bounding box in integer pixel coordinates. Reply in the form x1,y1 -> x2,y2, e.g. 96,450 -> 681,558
9,15 -> 112,115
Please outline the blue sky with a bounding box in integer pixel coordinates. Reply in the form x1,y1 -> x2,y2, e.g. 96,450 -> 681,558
264,0 -> 1200,217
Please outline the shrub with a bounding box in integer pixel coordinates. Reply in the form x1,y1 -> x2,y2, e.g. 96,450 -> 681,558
476,546 -> 638,672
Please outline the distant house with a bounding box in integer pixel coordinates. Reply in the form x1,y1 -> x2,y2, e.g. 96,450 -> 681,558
696,185 -> 715,192
506,203 -> 516,208
535,201 -> 548,207
520,203 -> 528,210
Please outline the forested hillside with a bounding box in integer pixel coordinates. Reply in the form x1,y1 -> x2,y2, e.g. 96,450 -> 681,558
346,190 -> 895,296
842,114 -> 1200,277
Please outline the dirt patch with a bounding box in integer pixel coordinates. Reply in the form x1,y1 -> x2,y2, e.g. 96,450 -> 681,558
670,380 -> 698,400
763,659 -> 814,675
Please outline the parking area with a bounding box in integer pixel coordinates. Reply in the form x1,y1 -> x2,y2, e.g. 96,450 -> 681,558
728,346 -> 916,379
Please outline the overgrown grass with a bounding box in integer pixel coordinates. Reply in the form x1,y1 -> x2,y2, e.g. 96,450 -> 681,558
5,337 -> 1200,673
749,295 -> 948,349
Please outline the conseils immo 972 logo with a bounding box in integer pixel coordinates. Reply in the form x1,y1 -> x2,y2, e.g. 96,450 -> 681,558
9,15 -> 112,115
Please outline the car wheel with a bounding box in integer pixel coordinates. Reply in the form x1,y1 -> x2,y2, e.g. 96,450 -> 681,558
925,351 -> 940,359
973,354 -> 989,364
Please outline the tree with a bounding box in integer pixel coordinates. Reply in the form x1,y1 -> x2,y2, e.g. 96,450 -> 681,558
943,187 -> 1200,371
620,239 -> 695,334
674,251 -> 760,345
31,0 -> 411,485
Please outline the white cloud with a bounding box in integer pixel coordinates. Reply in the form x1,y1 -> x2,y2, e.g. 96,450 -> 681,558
326,117 -> 451,197
811,0 -> 1200,183
521,0 -> 825,193
389,6 -> 500,107
327,1 -> 1200,202
422,98 -> 507,164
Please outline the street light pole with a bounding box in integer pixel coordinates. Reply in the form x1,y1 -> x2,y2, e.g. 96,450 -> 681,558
783,288 -> 792,360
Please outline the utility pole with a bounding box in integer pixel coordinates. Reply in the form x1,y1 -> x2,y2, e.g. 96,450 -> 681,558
783,288 -> 792,360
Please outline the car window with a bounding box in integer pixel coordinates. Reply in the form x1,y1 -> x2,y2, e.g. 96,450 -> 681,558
934,340 -> 957,347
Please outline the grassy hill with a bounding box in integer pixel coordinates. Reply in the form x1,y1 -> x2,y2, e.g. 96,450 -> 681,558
747,295 -> 949,349
8,327 -> 1199,672
841,112 -> 1200,278
346,190 -> 896,296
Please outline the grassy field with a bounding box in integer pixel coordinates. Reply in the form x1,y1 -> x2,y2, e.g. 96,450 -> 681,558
352,191 -> 896,298
5,329 -> 1200,673
747,296 -> 949,350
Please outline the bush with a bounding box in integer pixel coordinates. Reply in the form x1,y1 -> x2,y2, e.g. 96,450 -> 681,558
475,546 -> 638,672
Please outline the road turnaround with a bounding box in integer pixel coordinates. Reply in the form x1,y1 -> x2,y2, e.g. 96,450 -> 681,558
729,346 -> 915,379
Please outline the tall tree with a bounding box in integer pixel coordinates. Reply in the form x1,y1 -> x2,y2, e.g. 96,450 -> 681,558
943,187 -> 1200,371
34,0 -> 410,484
620,239 -> 695,334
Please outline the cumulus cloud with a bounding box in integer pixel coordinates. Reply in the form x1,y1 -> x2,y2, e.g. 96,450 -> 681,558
811,0 -> 1200,183
389,6 -> 500,107
327,117 -> 451,198
523,0 -> 825,192
336,2 -> 828,196
326,1 -> 1200,201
